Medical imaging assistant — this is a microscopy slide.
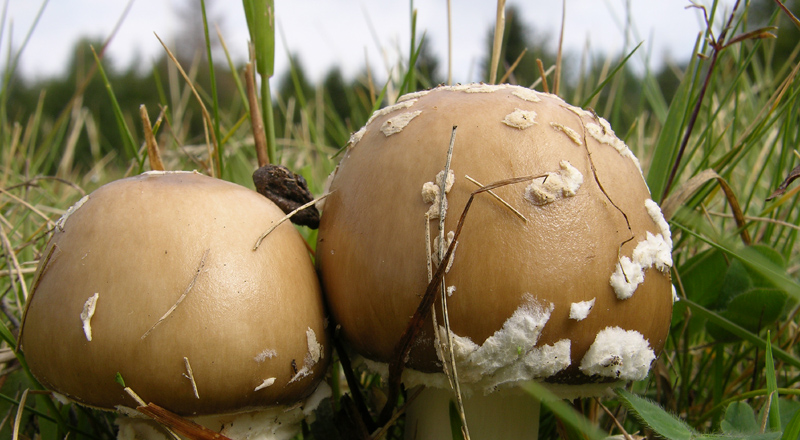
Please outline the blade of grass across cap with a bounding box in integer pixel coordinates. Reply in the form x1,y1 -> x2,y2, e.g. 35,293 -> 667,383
378,172 -> 546,426
434,127 -> 471,440
137,403 -> 232,440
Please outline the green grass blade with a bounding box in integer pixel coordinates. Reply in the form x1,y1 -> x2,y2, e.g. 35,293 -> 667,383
765,332 -> 781,432
520,382 -> 605,440
242,0 -> 275,78
580,41 -> 642,109
90,46 -> 141,171
646,35 -> 702,202
200,0 -> 223,175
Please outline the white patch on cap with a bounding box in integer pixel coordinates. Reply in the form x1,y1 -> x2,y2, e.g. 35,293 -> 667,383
254,348 -> 277,363
511,88 -> 542,102
609,232 -> 672,300
254,377 -> 276,391
565,105 -> 594,119
503,109 -> 537,129
525,160 -> 583,206
288,328 -> 324,384
672,284 -> 679,303
346,127 -> 366,150
398,90 -> 430,102
422,170 -> 455,219
569,298 -> 596,321
585,117 -> 643,175
609,199 -> 673,300
432,231 -> 457,271
56,195 -> 89,231
579,326 -> 655,381
366,99 -> 417,126
645,199 -> 672,248
435,295 -> 570,393
80,293 -> 99,342
447,285 -> 456,297
550,122 -> 583,146
381,110 -> 422,136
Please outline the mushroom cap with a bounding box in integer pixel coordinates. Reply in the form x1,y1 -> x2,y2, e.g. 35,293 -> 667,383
316,84 -> 673,390
20,171 -> 329,416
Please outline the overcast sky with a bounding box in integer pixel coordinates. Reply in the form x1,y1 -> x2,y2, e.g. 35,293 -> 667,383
6,0 -> 737,84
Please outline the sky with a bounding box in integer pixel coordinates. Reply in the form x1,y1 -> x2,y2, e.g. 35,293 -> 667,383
4,0 -> 736,85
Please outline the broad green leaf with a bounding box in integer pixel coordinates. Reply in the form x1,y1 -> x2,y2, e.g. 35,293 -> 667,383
721,401 -> 758,434
782,402 -> 800,440
678,248 -> 727,308
617,389 -> 697,440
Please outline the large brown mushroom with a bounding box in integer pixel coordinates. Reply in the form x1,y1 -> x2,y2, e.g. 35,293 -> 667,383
316,84 -> 674,438
20,171 -> 330,439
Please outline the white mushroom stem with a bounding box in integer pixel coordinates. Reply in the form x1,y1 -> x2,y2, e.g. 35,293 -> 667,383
404,387 -> 541,440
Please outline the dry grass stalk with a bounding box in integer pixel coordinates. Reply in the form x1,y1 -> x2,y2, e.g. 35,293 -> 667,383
140,104 -> 165,171
465,174 -> 527,222
154,33 -> 220,177
489,0 -> 506,84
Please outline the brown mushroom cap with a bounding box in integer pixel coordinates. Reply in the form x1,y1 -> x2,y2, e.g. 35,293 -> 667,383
21,171 -> 329,416
317,84 -> 673,390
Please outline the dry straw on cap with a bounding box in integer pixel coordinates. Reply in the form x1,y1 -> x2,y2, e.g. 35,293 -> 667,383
316,83 -> 674,439
21,171 -> 330,440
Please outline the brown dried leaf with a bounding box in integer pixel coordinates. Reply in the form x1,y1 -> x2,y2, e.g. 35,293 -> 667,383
766,164 -> 800,201
252,164 -> 320,228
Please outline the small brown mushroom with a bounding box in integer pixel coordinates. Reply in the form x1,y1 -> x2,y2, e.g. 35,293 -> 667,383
316,84 -> 674,439
20,171 -> 330,439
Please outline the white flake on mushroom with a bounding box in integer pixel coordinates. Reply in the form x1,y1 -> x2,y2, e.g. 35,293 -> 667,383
254,378 -> 276,391
434,295 -> 571,393
502,109 -> 537,129
56,195 -> 89,231
398,90 -> 430,102
381,110 -> 422,136
585,117 -> 643,175
432,230 -> 457,272
288,328 -> 324,384
569,298 -> 595,321
579,326 -> 655,381
365,99 -> 418,126
609,199 -> 673,300
511,88 -> 542,102
525,160 -> 583,206
422,169 -> 455,219
80,293 -> 99,342
254,348 -> 277,363
346,127 -> 366,150
550,122 -> 583,146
